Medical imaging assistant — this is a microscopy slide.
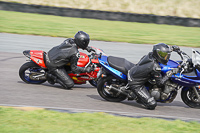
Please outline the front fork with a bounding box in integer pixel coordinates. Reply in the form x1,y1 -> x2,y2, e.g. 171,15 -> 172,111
192,86 -> 200,102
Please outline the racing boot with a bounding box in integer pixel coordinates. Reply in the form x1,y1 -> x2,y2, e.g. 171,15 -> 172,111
52,68 -> 74,90
46,73 -> 56,85
132,86 -> 157,110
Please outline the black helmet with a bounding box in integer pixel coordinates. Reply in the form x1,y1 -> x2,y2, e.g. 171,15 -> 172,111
74,31 -> 90,49
152,43 -> 171,65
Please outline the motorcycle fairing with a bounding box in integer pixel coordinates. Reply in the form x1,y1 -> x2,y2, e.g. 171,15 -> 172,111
67,51 -> 100,83
159,59 -> 179,74
77,52 -> 89,67
170,69 -> 200,87
77,46 -> 102,67
159,59 -> 200,87
24,50 -> 47,68
71,76 -> 86,84
68,67 -> 100,84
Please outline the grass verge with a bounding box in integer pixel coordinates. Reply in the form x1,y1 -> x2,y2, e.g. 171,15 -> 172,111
0,107 -> 200,133
0,10 -> 200,47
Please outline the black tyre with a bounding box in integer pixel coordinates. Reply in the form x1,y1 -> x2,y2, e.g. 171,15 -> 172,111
19,62 -> 46,84
97,76 -> 127,102
181,88 -> 200,109
89,80 -> 97,87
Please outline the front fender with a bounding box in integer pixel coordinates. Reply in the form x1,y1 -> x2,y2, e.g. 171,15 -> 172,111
181,86 -> 190,91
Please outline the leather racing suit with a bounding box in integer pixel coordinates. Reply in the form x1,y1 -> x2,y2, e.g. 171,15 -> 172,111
45,38 -> 89,89
128,52 -> 171,109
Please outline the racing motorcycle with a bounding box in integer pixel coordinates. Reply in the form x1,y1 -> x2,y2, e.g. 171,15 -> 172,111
19,47 -> 105,87
96,47 -> 200,109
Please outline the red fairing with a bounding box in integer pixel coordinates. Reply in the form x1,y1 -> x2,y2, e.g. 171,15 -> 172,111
30,50 -> 47,68
68,67 -> 100,84
77,52 -> 89,67
91,58 -> 99,64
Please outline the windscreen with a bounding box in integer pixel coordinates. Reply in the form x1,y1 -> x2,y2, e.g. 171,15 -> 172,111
192,49 -> 200,66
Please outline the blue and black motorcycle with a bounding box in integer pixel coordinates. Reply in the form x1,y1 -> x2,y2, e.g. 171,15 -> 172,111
97,47 -> 200,108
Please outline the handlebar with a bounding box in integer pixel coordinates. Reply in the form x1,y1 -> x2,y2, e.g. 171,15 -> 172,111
171,45 -> 190,60
173,48 -> 193,74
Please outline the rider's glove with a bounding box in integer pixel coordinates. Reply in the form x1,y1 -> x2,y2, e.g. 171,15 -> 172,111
166,68 -> 179,77
166,70 -> 173,77
171,68 -> 179,74
171,45 -> 180,52
86,46 -> 95,53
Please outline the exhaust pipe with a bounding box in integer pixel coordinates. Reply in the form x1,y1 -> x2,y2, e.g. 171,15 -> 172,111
106,85 -> 128,96
30,72 -> 47,80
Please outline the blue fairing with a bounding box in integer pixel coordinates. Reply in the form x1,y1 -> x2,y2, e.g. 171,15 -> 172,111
98,55 -> 127,80
159,59 -> 179,74
171,69 -> 200,87
159,60 -> 200,87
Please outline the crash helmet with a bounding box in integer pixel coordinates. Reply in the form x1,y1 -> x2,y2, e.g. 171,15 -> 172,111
152,43 -> 171,65
74,31 -> 90,49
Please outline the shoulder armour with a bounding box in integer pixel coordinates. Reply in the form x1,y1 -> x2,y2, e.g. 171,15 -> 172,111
67,38 -> 75,44
137,53 -> 153,66
69,45 -> 79,57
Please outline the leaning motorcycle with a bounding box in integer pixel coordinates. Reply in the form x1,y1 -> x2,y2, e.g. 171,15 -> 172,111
96,47 -> 200,109
19,47 -> 105,87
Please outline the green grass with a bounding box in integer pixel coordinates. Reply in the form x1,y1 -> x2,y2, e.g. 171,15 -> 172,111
0,107 -> 200,133
0,10 -> 200,47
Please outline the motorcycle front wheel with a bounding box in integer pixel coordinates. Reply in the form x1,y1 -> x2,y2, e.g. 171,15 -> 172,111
181,87 -> 200,109
19,62 -> 46,84
97,76 -> 127,102
89,80 -> 97,87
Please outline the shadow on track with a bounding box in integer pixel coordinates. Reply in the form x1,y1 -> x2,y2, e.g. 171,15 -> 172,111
17,80 -> 96,90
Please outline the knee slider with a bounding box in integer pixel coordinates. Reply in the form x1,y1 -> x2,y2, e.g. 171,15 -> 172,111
67,82 -> 74,88
147,97 -> 157,110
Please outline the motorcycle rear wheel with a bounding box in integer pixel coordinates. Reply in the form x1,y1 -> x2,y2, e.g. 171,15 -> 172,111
97,76 -> 127,102
181,88 -> 200,109
19,62 -> 46,84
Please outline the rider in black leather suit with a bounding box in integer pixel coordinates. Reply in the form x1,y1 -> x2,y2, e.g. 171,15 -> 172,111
128,43 -> 178,109
46,31 -> 95,89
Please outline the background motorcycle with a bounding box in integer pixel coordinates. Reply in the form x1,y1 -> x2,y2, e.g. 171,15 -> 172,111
97,47 -> 200,109
19,47 -> 105,87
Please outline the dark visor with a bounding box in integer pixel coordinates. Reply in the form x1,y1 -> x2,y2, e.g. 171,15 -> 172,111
157,50 -> 170,60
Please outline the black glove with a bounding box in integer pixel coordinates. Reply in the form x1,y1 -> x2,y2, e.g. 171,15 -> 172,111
171,45 -> 180,52
166,70 -> 173,77
86,46 -> 95,52
84,66 -> 94,73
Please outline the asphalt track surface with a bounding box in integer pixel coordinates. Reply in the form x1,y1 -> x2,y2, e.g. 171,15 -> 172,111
1,33 -> 200,122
